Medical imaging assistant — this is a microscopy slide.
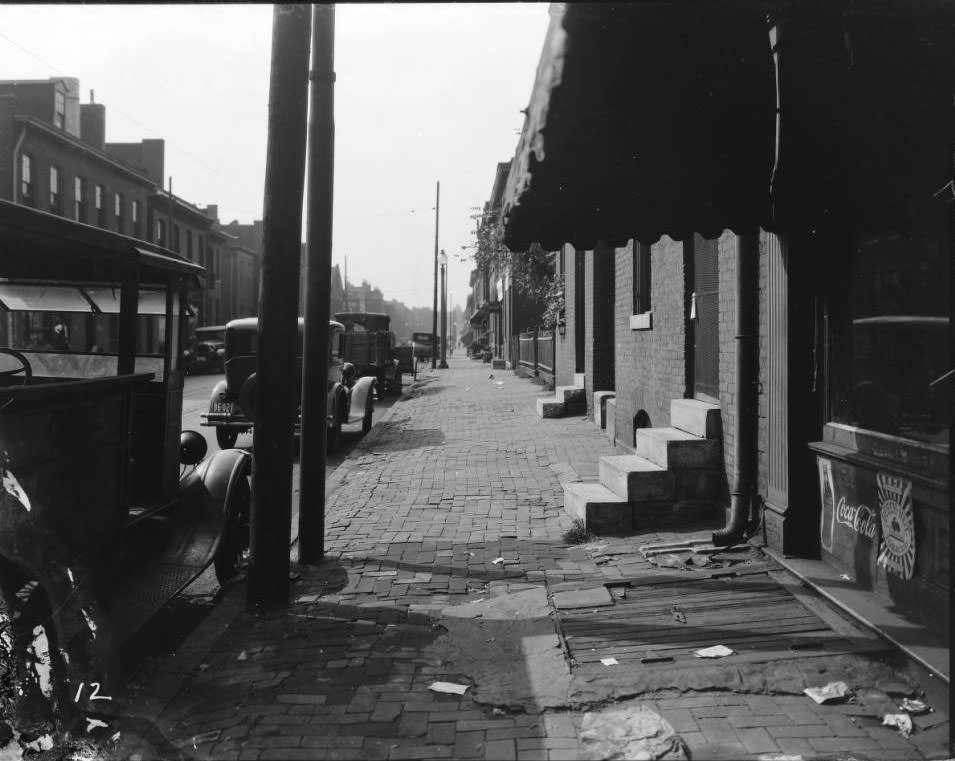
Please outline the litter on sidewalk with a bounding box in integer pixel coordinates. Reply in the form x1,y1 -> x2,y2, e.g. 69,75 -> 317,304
694,644 -> 734,658
429,681 -> 469,695
803,680 -> 850,704
899,698 -> 931,714
882,713 -> 914,737
600,657 -> 619,666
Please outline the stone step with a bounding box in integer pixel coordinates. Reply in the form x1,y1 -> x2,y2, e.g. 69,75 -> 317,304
593,391 -> 615,429
599,455 -> 673,502
636,427 -> 721,470
563,482 -> 632,535
631,499 -> 720,531
670,398 -> 722,439
674,469 -> 724,500
536,397 -> 565,418
555,385 -> 585,405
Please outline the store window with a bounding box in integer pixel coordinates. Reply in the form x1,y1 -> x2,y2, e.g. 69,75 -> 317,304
830,214 -> 949,444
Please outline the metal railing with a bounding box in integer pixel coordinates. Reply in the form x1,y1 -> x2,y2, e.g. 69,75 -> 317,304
516,328 -> 554,381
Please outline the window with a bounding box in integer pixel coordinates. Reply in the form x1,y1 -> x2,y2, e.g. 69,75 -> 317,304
156,219 -> 166,246
49,166 -> 61,213
20,154 -> 34,206
95,184 -> 106,227
54,90 -> 65,129
631,240 -> 652,330
131,199 -> 141,238
829,218 -> 949,444
114,193 -> 124,233
74,176 -> 86,222
172,224 -> 181,252
186,230 -> 193,260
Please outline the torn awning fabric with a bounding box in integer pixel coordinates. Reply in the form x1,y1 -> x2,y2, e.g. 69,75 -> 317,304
501,2 -> 777,251
502,2 -> 955,252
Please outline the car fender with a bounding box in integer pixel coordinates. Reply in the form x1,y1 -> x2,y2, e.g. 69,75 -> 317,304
173,448 -> 252,568
348,375 -> 376,423
327,381 -> 345,425
208,378 -> 230,409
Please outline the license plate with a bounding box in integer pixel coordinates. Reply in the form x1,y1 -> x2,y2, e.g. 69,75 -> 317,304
212,400 -> 233,414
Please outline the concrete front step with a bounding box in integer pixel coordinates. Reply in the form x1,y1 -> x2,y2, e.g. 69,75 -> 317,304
563,482 -> 631,535
599,455 -> 673,502
636,427 -> 721,469
555,385 -> 585,404
632,499 -> 720,530
536,397 -> 565,418
671,398 -> 722,439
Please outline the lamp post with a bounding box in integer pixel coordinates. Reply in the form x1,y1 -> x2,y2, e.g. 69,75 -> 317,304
431,181 -> 439,370
438,249 -> 448,369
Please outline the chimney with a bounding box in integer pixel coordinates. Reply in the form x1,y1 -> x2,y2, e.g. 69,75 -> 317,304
205,204 -> 218,222
80,102 -> 106,151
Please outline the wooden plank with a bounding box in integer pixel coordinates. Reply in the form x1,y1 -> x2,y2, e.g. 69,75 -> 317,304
564,618 -> 831,647
767,569 -> 882,642
569,629 -> 847,658
561,602 -> 817,629
561,589 -> 796,617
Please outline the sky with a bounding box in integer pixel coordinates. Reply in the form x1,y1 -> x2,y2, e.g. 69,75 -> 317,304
0,3 -> 550,310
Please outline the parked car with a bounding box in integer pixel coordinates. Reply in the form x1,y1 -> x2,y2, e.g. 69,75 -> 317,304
0,200 -> 252,712
201,317 -> 376,451
333,312 -> 403,397
184,324 -> 226,374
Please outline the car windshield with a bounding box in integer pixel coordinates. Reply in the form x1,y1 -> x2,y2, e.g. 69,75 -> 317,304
0,281 -> 172,380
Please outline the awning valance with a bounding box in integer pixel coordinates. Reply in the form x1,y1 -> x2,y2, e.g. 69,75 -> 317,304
503,2 -> 954,251
502,2 -> 776,251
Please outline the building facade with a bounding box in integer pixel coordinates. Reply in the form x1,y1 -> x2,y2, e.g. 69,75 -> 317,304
503,3 -> 951,661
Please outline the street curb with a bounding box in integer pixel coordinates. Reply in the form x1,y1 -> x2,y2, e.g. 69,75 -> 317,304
121,376 -> 425,737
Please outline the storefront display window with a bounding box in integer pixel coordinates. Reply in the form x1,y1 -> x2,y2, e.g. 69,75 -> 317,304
829,210 -> 949,444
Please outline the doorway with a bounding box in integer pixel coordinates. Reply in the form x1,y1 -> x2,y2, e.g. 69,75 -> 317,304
692,234 -> 720,402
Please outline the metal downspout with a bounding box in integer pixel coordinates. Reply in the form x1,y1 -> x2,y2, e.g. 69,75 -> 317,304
713,233 -> 759,546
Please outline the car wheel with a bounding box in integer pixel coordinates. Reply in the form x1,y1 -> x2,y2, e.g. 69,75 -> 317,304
390,373 -> 403,397
214,472 -> 251,585
216,427 -> 239,450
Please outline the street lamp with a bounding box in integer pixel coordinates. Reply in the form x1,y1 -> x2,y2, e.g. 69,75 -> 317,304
438,249 -> 448,369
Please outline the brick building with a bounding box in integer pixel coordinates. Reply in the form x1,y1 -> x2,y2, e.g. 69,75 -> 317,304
0,78 -> 155,237
503,2 -> 950,670
0,76 -> 265,331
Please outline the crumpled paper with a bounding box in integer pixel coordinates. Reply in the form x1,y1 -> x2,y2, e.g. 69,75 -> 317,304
803,681 -> 850,704
429,681 -> 469,695
882,713 -> 913,737
694,644 -> 734,658
899,698 -> 930,714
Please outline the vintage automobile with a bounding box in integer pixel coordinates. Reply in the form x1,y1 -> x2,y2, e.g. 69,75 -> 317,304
333,311 -> 403,397
183,324 -> 226,374
0,200 -> 252,718
201,317 -> 376,451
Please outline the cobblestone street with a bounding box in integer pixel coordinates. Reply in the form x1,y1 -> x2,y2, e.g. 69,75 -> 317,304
120,358 -> 950,761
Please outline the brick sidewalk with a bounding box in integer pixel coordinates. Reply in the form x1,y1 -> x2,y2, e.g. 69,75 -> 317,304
118,357 -> 950,761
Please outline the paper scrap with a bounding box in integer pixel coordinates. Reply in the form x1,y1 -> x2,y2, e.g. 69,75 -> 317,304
237,650 -> 248,661
429,681 -> 469,695
899,698 -> 930,714
882,713 -> 913,737
694,644 -> 734,658
600,657 -> 619,666
803,681 -> 849,704
192,730 -> 222,744
839,573 -> 851,581
492,557 -> 504,565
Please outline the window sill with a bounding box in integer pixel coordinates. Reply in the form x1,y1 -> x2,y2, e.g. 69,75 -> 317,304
630,312 -> 652,331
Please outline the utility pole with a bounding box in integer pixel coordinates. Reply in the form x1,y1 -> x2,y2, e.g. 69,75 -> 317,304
439,250 -> 448,368
431,180 -> 439,369
299,3 -> 336,565
247,4 -> 312,614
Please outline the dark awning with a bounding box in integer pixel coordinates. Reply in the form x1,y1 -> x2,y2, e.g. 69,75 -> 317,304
502,2 -> 776,251
502,2 -> 954,251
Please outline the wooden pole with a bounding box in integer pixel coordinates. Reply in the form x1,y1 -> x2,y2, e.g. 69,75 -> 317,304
248,4 -> 312,614
439,252 -> 448,368
431,181 -> 439,369
298,3 -> 335,565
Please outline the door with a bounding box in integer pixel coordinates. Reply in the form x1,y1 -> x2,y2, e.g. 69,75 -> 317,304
692,234 -> 719,401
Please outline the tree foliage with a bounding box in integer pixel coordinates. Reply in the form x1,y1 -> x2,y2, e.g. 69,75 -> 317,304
469,212 -> 564,328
